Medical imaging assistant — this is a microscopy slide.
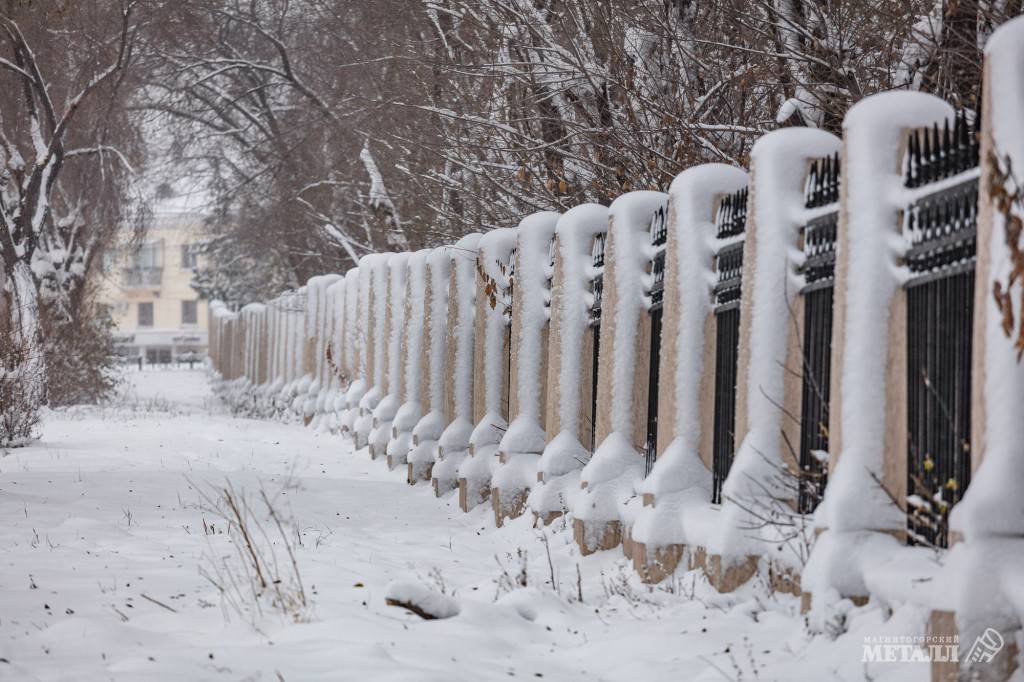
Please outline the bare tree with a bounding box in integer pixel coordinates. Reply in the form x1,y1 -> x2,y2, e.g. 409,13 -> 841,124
0,0 -> 146,415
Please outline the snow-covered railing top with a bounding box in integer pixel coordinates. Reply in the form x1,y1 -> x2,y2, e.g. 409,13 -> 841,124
589,231 -> 606,325
901,108 -> 981,282
804,153 -> 840,209
647,200 -> 669,310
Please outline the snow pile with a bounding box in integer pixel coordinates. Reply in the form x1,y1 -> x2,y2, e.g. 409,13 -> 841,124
384,581 -> 461,620
572,191 -> 667,529
369,253 -> 410,460
431,234 -> 483,494
530,204 -> 609,521
804,91 -> 953,600
460,227 -> 517,509
386,249 -> 430,467
493,211 -> 560,519
630,164 -> 748,551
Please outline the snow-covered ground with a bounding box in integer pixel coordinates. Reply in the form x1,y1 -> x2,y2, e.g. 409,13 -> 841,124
0,370 -> 921,681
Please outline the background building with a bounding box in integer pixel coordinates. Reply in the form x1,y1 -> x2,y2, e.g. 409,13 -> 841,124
99,212 -> 209,365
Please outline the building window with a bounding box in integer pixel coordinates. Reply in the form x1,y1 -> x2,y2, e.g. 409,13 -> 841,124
146,347 -> 172,365
182,300 -> 198,325
123,241 -> 164,288
181,244 -> 199,269
138,302 -> 154,327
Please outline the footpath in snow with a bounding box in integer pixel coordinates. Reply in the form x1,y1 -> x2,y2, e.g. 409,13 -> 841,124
0,369 -> 920,681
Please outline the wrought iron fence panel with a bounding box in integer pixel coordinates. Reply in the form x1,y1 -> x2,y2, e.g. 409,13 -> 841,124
902,107 -> 979,548
798,286 -> 833,513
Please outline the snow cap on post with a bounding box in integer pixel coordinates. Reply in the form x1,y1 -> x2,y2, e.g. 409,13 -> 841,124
605,190 -> 669,439
500,210 -> 560,454
551,202 -> 609,441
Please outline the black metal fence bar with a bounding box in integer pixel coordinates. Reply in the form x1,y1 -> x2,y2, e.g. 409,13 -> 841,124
645,306 -> 663,476
798,286 -> 833,513
645,202 -> 669,475
712,305 -> 741,504
805,152 -> 840,208
589,232 -> 605,451
906,270 -> 974,547
797,153 -> 841,513
716,187 -> 748,239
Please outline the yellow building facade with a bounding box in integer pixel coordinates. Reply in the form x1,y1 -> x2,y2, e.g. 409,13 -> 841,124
99,212 -> 209,364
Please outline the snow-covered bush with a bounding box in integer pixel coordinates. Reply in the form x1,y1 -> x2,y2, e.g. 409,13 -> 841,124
42,302 -> 121,408
0,324 -> 42,447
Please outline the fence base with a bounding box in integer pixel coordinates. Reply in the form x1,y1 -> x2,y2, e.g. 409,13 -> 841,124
573,517 -> 621,556
492,486 -> 528,527
632,541 -> 686,584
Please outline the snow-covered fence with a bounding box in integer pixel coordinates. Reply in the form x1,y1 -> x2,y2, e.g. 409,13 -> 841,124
531,204 -> 609,525
936,18 -> 1024,679
459,227 -> 517,512
428,234 -> 483,495
368,253 -> 409,460
714,129 -> 842,592
405,245 -> 456,484
630,164 -> 747,584
205,22 -> 1024,676
491,211 -> 560,526
570,191 -> 667,556
386,250 -> 430,470
354,254 -> 389,449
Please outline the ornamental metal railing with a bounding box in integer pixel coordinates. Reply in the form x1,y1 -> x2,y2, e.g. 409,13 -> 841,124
797,152 -> 841,513
644,201 -> 669,476
711,186 -> 747,503
903,108 -> 979,548
905,109 -> 980,188
589,232 -> 605,325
